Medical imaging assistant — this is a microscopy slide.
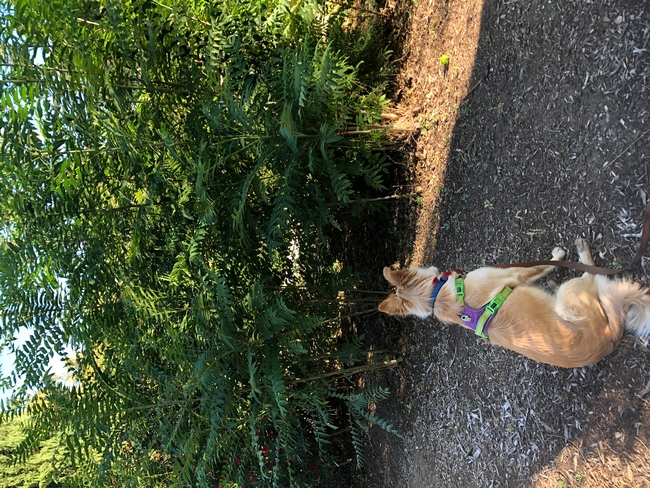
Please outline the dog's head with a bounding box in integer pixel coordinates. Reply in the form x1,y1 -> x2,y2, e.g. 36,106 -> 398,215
378,266 -> 440,317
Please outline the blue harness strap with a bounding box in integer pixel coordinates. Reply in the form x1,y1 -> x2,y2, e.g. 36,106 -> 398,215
429,269 -> 462,306
430,271 -> 511,339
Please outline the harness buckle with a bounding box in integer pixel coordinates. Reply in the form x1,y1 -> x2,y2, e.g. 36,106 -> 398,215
485,300 -> 499,314
454,277 -> 465,306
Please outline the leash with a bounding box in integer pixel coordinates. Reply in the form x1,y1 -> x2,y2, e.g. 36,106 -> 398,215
494,200 -> 650,275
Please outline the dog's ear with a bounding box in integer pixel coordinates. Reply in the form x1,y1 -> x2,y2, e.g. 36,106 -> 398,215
382,266 -> 398,285
378,294 -> 413,316
383,267 -> 417,287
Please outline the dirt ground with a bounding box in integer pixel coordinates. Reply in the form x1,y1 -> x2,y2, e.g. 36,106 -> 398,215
354,0 -> 650,486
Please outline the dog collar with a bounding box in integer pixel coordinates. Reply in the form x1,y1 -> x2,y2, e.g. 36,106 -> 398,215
430,269 -> 463,308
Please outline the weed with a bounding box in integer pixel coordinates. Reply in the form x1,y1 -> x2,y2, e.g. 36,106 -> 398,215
439,54 -> 450,66
419,112 -> 439,135
419,115 -> 430,135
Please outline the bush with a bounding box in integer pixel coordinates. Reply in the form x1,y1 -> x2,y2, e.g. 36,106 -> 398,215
0,0 -> 396,486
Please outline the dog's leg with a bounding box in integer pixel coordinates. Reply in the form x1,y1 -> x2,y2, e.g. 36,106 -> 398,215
575,238 -> 595,276
555,240 -> 602,324
551,246 -> 566,262
469,247 -> 565,294
516,246 -> 566,284
546,247 -> 567,291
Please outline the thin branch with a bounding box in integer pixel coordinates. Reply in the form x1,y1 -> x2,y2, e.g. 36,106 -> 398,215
151,0 -> 210,26
0,63 -> 72,73
318,309 -> 378,325
0,78 -> 40,84
236,358 -> 403,395
244,310 -> 377,346
327,0 -> 388,17
602,127 -> 650,170
26,143 -> 167,157
465,78 -> 483,99
349,289 -> 390,295
287,358 -> 402,386
114,84 -> 190,94
337,129 -> 375,136
326,192 -> 419,207
76,17 -> 100,26
300,297 -> 382,304
122,399 -> 192,413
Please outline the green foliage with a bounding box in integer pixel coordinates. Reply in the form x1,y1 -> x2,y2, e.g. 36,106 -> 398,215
0,414 -> 84,487
0,0 -> 395,486
331,384 -> 402,468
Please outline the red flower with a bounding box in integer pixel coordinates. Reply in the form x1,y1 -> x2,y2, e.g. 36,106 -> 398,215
248,476 -> 254,482
235,456 -> 241,465
310,461 -> 318,472
261,446 -> 269,456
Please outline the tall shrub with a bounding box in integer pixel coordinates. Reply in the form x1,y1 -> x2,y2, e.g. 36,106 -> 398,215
0,0 -> 396,486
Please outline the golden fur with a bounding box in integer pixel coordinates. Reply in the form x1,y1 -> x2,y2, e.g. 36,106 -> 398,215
379,240 -> 650,368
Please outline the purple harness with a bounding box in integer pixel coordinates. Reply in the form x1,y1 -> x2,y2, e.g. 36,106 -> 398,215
459,305 -> 495,335
431,272 -> 512,339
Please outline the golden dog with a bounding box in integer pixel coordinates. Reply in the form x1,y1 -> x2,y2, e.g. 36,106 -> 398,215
379,239 -> 650,368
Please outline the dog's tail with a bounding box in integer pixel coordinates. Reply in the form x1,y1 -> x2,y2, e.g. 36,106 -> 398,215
597,276 -> 650,339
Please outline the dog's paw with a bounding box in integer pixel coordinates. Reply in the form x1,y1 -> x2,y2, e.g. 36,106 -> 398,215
575,238 -> 595,265
551,247 -> 566,261
575,238 -> 589,253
